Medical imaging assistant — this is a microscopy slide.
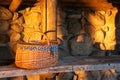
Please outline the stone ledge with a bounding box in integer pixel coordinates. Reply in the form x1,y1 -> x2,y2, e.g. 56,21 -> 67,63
0,56 -> 120,78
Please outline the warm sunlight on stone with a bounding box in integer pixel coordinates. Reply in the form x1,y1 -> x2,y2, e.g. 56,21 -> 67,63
84,7 -> 118,50
102,8 -> 118,50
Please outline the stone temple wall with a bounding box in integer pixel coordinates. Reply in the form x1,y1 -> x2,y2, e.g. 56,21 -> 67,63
0,3 -> 120,80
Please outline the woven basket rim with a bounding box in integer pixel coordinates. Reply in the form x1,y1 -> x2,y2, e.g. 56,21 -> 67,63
18,41 -> 58,45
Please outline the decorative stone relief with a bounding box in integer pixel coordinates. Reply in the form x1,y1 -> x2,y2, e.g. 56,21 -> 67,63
83,8 -> 118,50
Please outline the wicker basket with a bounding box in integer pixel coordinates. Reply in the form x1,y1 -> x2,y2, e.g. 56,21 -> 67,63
15,33 -> 58,69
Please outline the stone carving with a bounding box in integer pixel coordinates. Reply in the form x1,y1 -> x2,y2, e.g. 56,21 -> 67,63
84,8 -> 118,50
102,8 -> 118,50
7,3 -> 119,80
10,31 -> 20,42
9,6 -> 42,54
23,7 -> 41,29
0,6 -> 12,20
23,31 -> 43,42
74,71 -> 88,80
11,24 -> 23,33
22,6 -> 42,42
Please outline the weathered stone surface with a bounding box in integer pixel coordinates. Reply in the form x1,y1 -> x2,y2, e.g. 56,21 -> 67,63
12,12 -> 19,21
9,41 -> 17,55
102,70 -> 117,80
116,29 -> 120,42
57,7 -> 66,26
27,74 -> 40,80
23,7 -> 41,30
59,39 -> 71,58
93,30 -> 104,43
84,8 -> 118,50
0,34 -> 9,43
116,10 -> 120,29
87,71 -> 102,80
69,33 -> 93,56
57,6 -> 71,58
83,11 -> 105,47
57,6 -> 68,41
64,7 -> 82,15
8,30 -> 16,37
102,8 -> 118,50
10,32 -> 21,42
12,15 -> 24,27
68,19 -> 82,34
85,25 -> 104,44
89,50 -> 106,56
74,71 -> 88,80
116,11 -> 120,43
68,14 -> 81,19
0,6 -> 12,20
84,10 -> 105,27
0,20 -> 9,33
57,26 -> 68,41
57,72 -> 74,80
7,3 -> 120,80
11,24 -> 23,33
23,31 -> 43,42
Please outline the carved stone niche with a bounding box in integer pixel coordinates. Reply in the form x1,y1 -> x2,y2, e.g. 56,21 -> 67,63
84,8 -> 118,50
60,0 -> 119,50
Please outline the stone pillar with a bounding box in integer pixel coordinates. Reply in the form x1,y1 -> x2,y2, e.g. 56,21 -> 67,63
46,0 -> 57,41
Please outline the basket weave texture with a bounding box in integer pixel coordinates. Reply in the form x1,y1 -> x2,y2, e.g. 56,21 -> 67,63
15,33 -> 58,69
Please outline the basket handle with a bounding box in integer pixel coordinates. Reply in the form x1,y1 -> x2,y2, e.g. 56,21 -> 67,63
28,31 -> 50,45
